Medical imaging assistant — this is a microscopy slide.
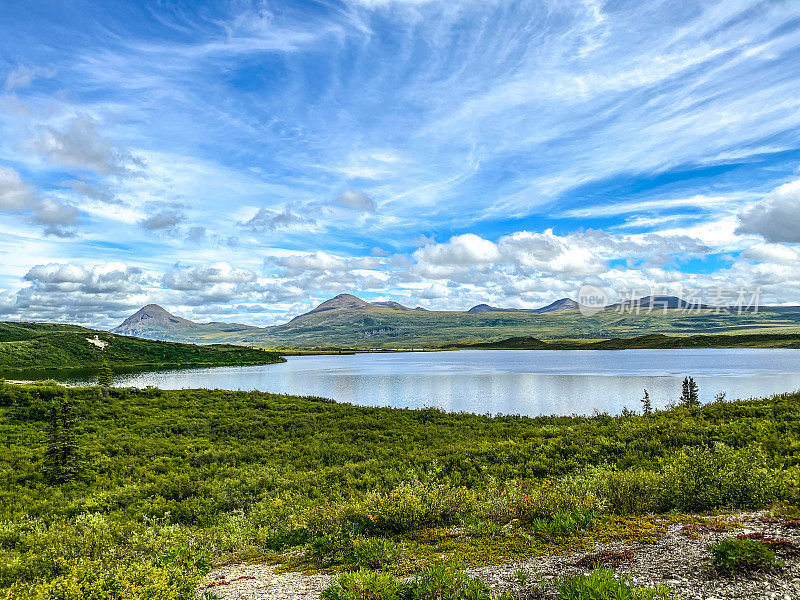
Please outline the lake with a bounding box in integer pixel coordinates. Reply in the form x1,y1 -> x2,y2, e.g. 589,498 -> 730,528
78,348 -> 800,417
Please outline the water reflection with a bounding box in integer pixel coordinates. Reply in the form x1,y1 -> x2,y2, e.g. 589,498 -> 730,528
53,348 -> 800,417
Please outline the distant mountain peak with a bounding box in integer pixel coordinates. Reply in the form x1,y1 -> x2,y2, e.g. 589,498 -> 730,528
468,298 -> 580,314
110,304 -> 194,336
309,294 -> 370,313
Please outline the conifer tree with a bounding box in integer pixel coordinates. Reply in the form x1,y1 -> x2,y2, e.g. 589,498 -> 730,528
43,405 -> 62,484
641,389 -> 652,414
680,376 -> 700,407
43,399 -> 80,484
59,400 -> 80,482
97,361 -> 113,387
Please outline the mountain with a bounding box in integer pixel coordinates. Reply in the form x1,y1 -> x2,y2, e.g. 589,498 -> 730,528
110,294 -> 800,349
289,294 -> 412,323
537,298 -> 581,313
111,304 -> 195,336
609,295 -> 711,311
468,298 -> 580,314
111,303 -> 259,342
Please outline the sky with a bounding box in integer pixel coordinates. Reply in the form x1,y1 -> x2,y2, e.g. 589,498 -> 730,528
2,0 -> 800,327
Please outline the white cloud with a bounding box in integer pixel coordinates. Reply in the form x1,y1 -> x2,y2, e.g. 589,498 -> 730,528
163,262 -> 256,291
239,207 -> 315,232
736,179 -> 800,243
25,115 -> 138,175
413,233 -> 501,265
0,166 -> 36,211
139,207 -> 185,232
0,166 -> 79,236
4,64 -> 53,90
272,251 -> 347,272
333,189 -> 377,213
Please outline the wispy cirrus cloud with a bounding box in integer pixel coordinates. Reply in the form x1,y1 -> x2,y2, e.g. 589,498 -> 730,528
1,1 -> 800,324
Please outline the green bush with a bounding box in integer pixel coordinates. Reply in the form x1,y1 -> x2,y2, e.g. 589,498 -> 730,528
1,558 -> 199,600
322,565 -> 507,600
410,563 -> 499,600
708,537 -> 783,574
584,469 -> 664,515
351,538 -> 400,570
554,567 -> 677,599
321,569 -> 406,600
492,480 -> 600,524
309,481 -> 474,537
662,445 -> 778,511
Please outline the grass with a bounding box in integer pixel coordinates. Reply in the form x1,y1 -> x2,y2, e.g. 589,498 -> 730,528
1,383 -> 799,598
0,321 -> 284,375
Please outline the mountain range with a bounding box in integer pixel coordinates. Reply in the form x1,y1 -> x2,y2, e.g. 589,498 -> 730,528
109,293 -> 800,348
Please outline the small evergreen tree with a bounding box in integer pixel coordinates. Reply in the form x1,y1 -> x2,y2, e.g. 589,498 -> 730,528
43,399 -> 80,484
59,400 -> 80,481
641,389 -> 652,414
680,376 -> 700,407
43,405 -> 62,484
97,361 -> 113,387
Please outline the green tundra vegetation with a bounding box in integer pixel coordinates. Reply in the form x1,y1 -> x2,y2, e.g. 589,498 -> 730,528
1,381 -> 799,599
456,332 -> 800,350
110,303 -> 800,348
0,322 -> 283,374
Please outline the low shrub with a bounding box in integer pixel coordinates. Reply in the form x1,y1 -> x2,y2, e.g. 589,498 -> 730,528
321,564 -> 509,600
321,569 -> 406,600
708,537 -> 783,574
586,469 -> 664,515
492,480 -> 600,524
308,481 -> 474,537
554,567 -> 677,599
351,538 -> 401,570
662,445 -> 778,512
410,563 -> 499,600
0,558 -> 199,600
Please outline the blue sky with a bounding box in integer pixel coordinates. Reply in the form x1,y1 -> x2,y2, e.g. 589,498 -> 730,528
2,0 -> 800,326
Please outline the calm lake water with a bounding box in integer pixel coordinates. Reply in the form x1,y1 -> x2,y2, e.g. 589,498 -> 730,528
78,349 -> 800,417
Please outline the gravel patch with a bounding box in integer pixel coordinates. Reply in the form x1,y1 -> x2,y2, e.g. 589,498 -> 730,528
197,512 -> 800,600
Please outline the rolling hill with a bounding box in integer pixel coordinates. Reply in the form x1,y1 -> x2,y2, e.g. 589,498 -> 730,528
107,295 -> 800,348
0,321 -> 283,374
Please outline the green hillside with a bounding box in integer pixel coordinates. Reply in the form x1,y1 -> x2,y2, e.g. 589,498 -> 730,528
108,305 -> 800,348
253,306 -> 800,348
0,321 -> 284,374
1,382 -> 798,598
460,332 -> 800,350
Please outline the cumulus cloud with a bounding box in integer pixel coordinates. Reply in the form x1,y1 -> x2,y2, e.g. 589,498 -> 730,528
413,233 -> 501,265
67,180 -> 118,204
30,198 -> 80,237
0,166 -> 36,211
0,166 -> 79,236
5,262 -> 147,324
239,207 -> 315,232
270,251 -> 347,272
333,189 -> 376,213
163,262 -> 256,293
26,115 -> 139,175
736,179 -> 800,243
139,206 -> 185,232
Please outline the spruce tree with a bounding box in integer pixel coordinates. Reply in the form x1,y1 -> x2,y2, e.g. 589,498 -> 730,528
641,389 -> 652,414
43,399 -> 80,484
97,361 -> 113,387
43,405 -> 62,484
59,400 -> 80,482
680,376 -> 700,407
